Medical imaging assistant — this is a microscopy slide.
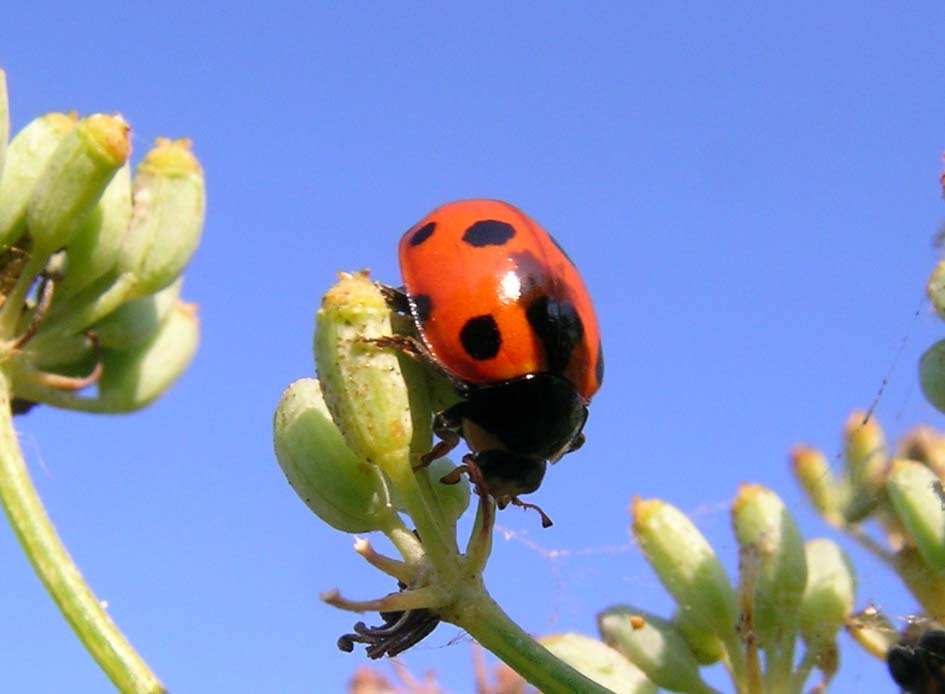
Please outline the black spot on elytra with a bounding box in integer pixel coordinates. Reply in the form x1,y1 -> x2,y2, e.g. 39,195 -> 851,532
460,315 -> 501,360
595,340 -> 604,387
409,222 -> 436,246
526,296 -> 584,374
411,294 -> 432,323
463,220 -> 516,247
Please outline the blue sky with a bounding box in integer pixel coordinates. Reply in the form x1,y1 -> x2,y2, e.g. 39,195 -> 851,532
2,3 -> 944,692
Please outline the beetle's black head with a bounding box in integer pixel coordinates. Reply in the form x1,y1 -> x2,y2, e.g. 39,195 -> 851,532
887,628 -> 945,693
473,451 -> 547,499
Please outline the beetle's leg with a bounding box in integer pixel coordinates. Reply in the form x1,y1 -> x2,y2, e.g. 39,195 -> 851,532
376,283 -> 411,314
437,449 -> 554,529
367,334 -> 465,389
368,333 -> 427,359
367,332 -> 463,385
508,497 -> 553,528
438,463 -> 467,486
417,431 -> 460,470
366,327 -> 470,394
439,453 -> 493,530
415,407 -> 464,470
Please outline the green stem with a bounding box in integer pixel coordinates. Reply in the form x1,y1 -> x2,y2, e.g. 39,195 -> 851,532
442,581 -> 617,694
464,496 -> 495,575
6,373 -> 108,412
384,457 -> 460,581
790,647 -> 819,692
0,254 -> 44,337
764,633 -> 798,694
0,369 -> 165,693
414,464 -> 461,541
845,525 -> 894,566
381,516 -> 426,565
30,271 -> 137,353
735,555 -> 763,694
720,631 -> 750,694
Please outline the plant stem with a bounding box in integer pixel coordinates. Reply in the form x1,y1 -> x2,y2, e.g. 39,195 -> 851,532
0,369 -> 165,693
464,496 -> 495,576
30,271 -> 136,353
791,647 -> 819,692
5,373 -> 107,413
764,634 -> 798,694
383,455 -> 460,581
0,254 -> 44,337
845,525 -> 894,566
719,631 -> 750,694
442,581 -> 617,694
381,516 -> 427,565
736,550 -> 764,694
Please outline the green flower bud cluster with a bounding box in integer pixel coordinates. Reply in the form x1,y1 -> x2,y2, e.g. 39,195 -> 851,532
276,271 -> 473,536
0,73 -> 204,414
294,272 -> 469,535
565,490 -> 856,694
793,413 -> 945,680
275,272 -> 475,656
791,412 -> 888,527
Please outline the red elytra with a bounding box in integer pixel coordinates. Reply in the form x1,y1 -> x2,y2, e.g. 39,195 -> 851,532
398,199 -> 603,401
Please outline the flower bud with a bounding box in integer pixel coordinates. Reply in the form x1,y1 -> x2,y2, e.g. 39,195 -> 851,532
0,111 -> 76,246
96,300 -> 198,412
538,633 -> 658,694
26,114 -> 130,256
598,607 -> 718,693
886,459 -> 945,573
799,539 -> 855,650
115,138 -> 205,296
274,378 -> 398,533
422,457 -> 470,523
897,426 -> 945,480
791,445 -> 843,523
92,279 -> 181,351
672,608 -> 724,665
846,606 -> 898,660
843,412 -> 887,522
313,272 -> 432,473
731,484 -> 807,647
894,547 -> 945,616
920,339 -> 945,415
30,332 -> 96,373
56,162 -> 132,298
928,260 -> 945,321
631,498 -> 738,640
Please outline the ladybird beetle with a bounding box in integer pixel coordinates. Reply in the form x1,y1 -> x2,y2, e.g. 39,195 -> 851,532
379,200 -> 603,526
